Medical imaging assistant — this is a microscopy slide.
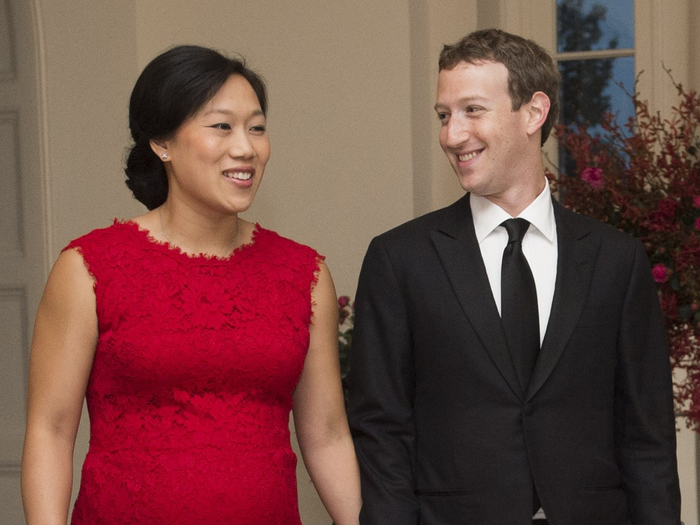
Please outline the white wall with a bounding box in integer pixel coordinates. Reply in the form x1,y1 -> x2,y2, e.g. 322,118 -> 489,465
135,0 -> 415,297
36,0 -> 141,252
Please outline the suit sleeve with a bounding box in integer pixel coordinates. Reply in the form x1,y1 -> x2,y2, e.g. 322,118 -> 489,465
348,237 -> 419,525
616,240 -> 681,524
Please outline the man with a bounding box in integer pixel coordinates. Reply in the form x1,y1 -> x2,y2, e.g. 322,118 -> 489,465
348,29 -> 680,525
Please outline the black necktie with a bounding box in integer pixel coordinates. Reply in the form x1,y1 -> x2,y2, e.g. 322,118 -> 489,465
500,218 -> 540,392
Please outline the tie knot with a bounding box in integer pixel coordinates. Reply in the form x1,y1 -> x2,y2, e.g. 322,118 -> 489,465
502,218 -> 530,243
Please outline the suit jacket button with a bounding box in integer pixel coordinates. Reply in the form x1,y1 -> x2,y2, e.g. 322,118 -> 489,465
524,403 -> 534,416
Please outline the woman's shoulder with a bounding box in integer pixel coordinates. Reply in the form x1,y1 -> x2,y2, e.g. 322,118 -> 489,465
254,224 -> 323,261
252,225 -> 325,300
64,220 -> 140,252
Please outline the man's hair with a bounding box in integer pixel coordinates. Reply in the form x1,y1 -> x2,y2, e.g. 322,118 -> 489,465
439,29 -> 560,145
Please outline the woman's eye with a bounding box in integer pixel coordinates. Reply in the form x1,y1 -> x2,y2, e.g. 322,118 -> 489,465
211,123 -> 231,130
250,125 -> 267,134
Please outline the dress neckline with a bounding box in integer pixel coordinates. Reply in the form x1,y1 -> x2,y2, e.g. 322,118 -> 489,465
117,219 -> 263,262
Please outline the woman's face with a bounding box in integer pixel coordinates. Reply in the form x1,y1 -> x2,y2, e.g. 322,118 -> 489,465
157,74 -> 270,216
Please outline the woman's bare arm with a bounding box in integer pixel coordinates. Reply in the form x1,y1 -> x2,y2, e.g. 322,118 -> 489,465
21,249 -> 98,525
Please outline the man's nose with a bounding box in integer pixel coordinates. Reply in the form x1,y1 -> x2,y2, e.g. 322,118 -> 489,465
444,118 -> 470,149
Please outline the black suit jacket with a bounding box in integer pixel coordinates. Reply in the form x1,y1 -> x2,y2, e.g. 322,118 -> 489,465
348,194 -> 680,525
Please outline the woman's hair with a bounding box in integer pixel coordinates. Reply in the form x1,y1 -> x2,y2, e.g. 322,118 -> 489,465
124,45 -> 268,209
439,29 -> 560,146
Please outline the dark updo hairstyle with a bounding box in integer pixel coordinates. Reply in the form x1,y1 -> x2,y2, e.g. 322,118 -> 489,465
125,45 -> 268,210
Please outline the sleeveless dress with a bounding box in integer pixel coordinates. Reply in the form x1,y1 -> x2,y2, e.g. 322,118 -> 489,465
66,220 -> 322,525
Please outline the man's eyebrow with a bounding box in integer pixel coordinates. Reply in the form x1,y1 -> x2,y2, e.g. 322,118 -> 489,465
434,96 -> 490,112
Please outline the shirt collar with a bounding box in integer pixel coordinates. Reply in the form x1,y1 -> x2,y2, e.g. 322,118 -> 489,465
470,179 -> 556,243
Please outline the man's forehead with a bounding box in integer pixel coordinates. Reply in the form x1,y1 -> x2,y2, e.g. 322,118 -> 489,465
436,62 -> 509,99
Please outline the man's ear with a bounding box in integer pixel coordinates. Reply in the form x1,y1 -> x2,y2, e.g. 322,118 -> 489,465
525,91 -> 551,138
150,139 -> 170,162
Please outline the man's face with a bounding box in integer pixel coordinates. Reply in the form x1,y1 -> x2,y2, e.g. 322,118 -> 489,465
435,60 -> 535,202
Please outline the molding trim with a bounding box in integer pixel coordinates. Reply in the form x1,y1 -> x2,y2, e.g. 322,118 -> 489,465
0,109 -> 24,257
0,286 -> 29,389
0,461 -> 21,475
0,0 -> 17,80
29,0 -> 53,276
557,48 -> 635,61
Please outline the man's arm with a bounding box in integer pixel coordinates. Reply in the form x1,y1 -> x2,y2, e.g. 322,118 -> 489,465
616,240 -> 681,524
348,237 -> 419,524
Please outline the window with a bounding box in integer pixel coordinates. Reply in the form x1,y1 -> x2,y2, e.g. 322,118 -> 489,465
494,0 -> 692,170
556,0 -> 635,137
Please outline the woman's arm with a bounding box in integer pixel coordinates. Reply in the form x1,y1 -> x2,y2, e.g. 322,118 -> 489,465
292,261 -> 361,525
21,249 -> 99,525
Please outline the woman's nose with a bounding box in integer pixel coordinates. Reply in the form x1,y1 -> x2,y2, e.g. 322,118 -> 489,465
228,130 -> 255,159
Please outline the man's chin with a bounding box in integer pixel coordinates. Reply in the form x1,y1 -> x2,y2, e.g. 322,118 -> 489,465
456,173 -> 480,194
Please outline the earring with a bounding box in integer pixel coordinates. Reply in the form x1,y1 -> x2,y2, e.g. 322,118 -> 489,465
161,153 -> 168,160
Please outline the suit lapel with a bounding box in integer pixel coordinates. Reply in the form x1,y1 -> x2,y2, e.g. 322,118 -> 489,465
430,195 -> 524,400
526,200 -> 599,401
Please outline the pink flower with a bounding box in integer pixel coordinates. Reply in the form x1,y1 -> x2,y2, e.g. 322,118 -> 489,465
652,263 -> 670,283
693,196 -> 700,208
580,167 -> 604,190
338,296 -> 350,307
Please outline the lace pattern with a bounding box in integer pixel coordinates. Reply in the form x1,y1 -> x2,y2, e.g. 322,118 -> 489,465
65,221 -> 322,525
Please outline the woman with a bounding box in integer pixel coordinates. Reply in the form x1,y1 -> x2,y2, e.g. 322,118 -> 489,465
21,45 -> 361,525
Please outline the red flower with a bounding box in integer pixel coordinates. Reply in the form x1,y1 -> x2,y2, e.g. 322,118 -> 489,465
338,295 -> 350,307
652,264 -> 670,283
693,196 -> 700,208
695,218 -> 700,230
580,167 -> 604,189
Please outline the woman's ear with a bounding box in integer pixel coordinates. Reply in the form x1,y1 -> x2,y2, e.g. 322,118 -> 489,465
525,91 -> 551,138
150,139 -> 170,162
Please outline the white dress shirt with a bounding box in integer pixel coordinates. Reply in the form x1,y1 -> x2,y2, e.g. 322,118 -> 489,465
470,180 -> 558,345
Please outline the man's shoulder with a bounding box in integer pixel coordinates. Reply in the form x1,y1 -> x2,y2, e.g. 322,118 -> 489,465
555,201 -> 641,246
373,196 -> 467,247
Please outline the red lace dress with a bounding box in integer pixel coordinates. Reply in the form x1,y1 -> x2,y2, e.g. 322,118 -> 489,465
66,221 -> 322,525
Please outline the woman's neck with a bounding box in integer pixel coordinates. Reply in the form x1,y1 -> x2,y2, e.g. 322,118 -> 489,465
156,202 -> 241,257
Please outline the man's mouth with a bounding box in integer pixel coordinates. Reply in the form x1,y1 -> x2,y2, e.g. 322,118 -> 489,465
458,151 -> 480,162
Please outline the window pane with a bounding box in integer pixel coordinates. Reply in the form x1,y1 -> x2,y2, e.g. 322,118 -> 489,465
559,55 -> 635,134
558,56 -> 635,173
557,0 -> 634,53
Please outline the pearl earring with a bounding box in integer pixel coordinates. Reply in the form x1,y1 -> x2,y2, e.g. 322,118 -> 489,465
161,153 -> 168,160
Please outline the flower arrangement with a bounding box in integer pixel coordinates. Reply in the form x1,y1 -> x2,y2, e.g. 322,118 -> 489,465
551,79 -> 700,429
337,295 -> 354,406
